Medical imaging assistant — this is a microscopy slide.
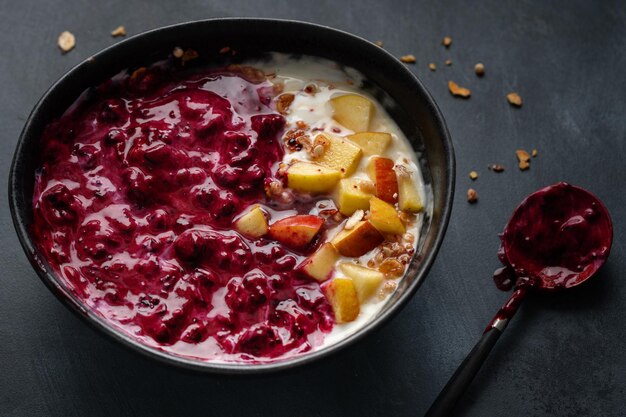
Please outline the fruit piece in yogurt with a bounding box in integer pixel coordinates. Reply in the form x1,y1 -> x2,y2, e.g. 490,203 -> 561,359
286,162 -> 342,193
336,178 -> 374,216
300,242 -> 340,282
368,157 -> 399,204
397,168 -> 424,213
330,94 -> 375,132
268,214 -> 324,250
369,197 -> 406,235
347,132 -> 392,156
323,277 -> 360,323
332,221 -> 384,257
311,133 -> 362,177
339,263 -> 384,303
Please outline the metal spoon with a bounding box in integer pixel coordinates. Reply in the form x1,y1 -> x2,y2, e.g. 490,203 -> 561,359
425,183 -> 613,417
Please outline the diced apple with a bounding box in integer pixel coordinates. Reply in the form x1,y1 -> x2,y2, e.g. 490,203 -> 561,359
268,215 -> 324,249
330,94 -> 375,132
339,263 -> 384,302
369,196 -> 406,235
323,278 -> 360,323
336,178 -> 373,216
287,162 -> 342,194
300,243 -> 340,282
312,133 -> 362,177
347,132 -> 392,156
397,171 -> 424,213
332,220 -> 384,257
234,205 -> 268,238
367,157 -> 399,204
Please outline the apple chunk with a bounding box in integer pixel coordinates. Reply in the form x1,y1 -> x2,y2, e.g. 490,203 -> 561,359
268,215 -> 324,249
347,132 -> 392,156
323,278 -> 360,323
367,157 -> 399,204
369,196 -> 405,235
300,242 -> 340,282
332,220 -> 384,257
397,171 -> 424,213
339,263 -> 384,302
234,205 -> 268,238
287,162 -> 341,194
336,178 -> 373,216
330,94 -> 375,132
312,133 -> 362,177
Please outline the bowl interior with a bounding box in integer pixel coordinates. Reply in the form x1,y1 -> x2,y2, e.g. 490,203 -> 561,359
9,18 -> 454,373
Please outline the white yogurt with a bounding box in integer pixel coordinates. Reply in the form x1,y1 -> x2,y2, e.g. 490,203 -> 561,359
255,54 -> 427,347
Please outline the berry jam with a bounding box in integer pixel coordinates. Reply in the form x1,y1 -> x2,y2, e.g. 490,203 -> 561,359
31,62 -> 334,362
494,182 -> 613,291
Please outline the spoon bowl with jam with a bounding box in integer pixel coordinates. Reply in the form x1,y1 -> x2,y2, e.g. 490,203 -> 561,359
426,182 -> 613,417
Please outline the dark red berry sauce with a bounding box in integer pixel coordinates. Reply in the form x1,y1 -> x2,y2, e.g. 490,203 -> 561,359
494,182 -> 612,291
31,61 -> 334,362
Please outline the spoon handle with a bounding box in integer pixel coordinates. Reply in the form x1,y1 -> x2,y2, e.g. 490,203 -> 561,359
424,287 -> 528,417
424,326 -> 504,417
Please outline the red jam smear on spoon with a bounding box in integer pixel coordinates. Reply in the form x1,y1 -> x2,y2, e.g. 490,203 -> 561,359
495,182 -> 612,292
31,61 -> 334,362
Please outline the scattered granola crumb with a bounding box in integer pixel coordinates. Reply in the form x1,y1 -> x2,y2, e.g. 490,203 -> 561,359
311,144 -> 325,158
400,54 -> 416,63
379,259 -> 404,278
57,31 -> 75,54
378,281 -> 398,300
532,149 -> 538,157
219,46 -> 231,54
516,150 -> 531,170
516,149 -> 530,163
374,40 -> 383,47
507,92 -> 523,107
467,188 -> 478,203
445,59 -> 453,66
488,164 -> 505,172
429,62 -> 437,71
442,36 -> 452,47
275,93 -> 295,115
111,26 -> 126,37
448,80 -> 471,98
181,49 -> 199,63
474,63 -> 485,76
469,171 -> 478,180
172,47 -> 184,58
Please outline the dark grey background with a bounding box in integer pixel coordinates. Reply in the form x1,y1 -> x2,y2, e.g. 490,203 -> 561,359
1,1 -> 624,416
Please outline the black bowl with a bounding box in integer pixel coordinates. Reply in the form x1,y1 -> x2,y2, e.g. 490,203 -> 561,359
9,18 -> 454,373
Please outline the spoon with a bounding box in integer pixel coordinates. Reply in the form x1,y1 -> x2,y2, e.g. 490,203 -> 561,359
425,182 -> 613,417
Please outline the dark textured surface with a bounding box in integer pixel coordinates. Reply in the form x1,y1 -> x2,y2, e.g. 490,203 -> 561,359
1,1 -> 624,416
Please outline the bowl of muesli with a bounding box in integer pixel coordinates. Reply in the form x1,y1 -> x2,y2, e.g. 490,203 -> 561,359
9,18 -> 454,372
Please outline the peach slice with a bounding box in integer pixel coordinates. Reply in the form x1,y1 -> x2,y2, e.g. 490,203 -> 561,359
323,277 -> 360,323
330,94 -> 375,132
287,162 -> 342,194
367,157 -> 399,204
339,263 -> 384,302
332,220 -> 384,257
234,205 -> 268,238
268,215 -> 324,249
300,242 -> 340,282
369,197 -> 406,235
347,132 -> 392,156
